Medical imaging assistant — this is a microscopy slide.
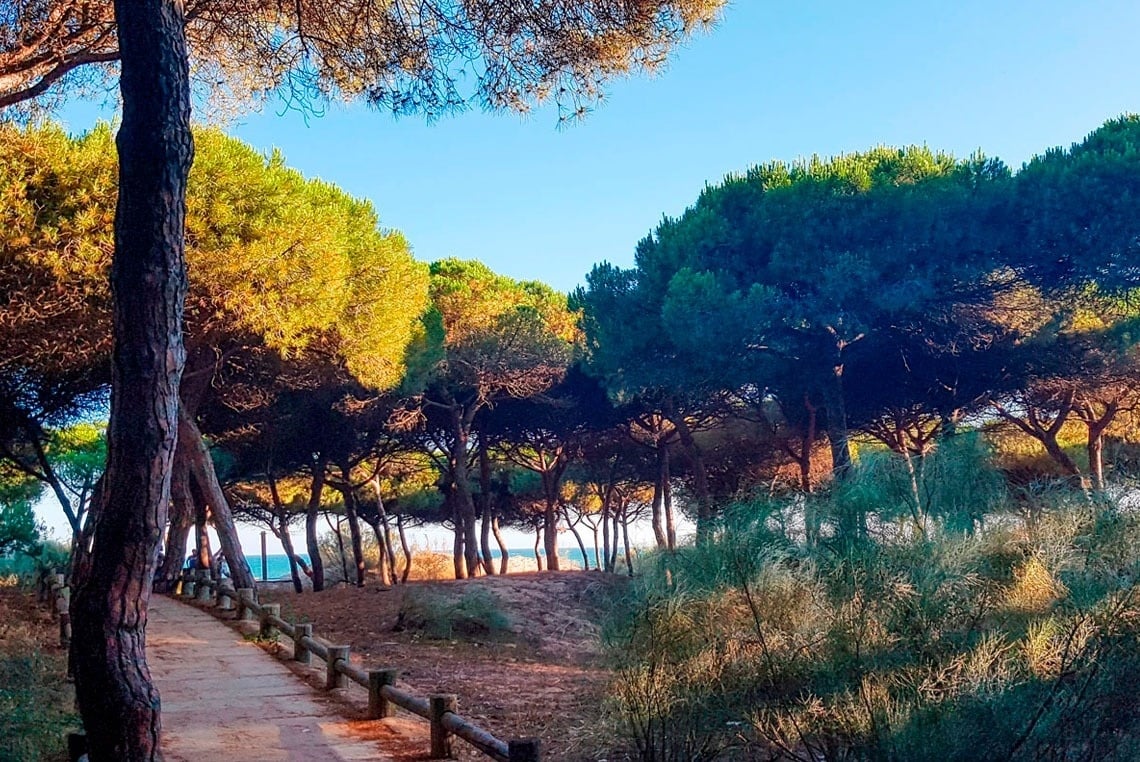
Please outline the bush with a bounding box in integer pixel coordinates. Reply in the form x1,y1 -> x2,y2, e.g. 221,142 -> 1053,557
396,588 -> 511,640
604,453 -> 1140,761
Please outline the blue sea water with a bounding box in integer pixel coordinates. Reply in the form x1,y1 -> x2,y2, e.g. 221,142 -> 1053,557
248,547 -> 601,581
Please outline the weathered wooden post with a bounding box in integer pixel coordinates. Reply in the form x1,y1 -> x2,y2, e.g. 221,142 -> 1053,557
367,668 -> 398,719
195,570 -> 212,602
259,603 -> 281,639
508,739 -> 542,762
218,582 -> 234,611
429,694 -> 457,759
293,623 -> 313,665
59,610 -> 71,647
183,571 -> 196,598
237,588 -> 256,621
326,645 -> 350,689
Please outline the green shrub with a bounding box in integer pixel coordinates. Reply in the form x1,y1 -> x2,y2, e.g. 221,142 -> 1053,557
604,453 -> 1140,761
397,588 -> 511,640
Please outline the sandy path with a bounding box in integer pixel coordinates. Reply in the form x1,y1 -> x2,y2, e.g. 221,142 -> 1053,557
148,595 -> 398,762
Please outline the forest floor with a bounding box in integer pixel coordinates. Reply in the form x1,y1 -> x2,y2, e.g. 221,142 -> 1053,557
0,585 -> 78,761
259,569 -> 628,761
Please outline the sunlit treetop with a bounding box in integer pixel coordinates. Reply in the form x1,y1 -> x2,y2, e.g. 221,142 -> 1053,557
0,122 -> 429,391
0,0 -> 725,119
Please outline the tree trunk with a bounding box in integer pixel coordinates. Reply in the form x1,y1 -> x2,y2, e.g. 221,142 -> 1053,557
326,514 -> 349,583
822,368 -> 853,477
370,478 -> 399,585
650,446 -> 667,548
70,1 -> 192,756
492,516 -> 509,575
533,527 -> 543,571
448,408 -> 481,577
563,505 -> 590,570
277,512 -> 304,593
666,404 -> 712,539
397,514 -> 413,583
478,441 -> 496,575
601,496 -> 612,574
542,472 -> 561,571
179,410 -> 254,590
621,509 -> 634,576
662,446 -> 676,550
305,460 -> 327,592
267,472 -> 304,593
1088,434 -> 1106,492
337,469 -> 366,587
158,451 -> 193,589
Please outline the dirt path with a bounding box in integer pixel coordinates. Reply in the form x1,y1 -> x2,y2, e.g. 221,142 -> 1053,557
148,595 -> 416,762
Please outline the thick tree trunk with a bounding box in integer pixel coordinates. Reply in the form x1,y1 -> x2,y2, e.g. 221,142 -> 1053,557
305,461 -> 327,592
662,447 -> 676,550
179,411 -> 254,589
823,369 -> 853,476
1088,435 -> 1106,492
542,472 -> 561,571
448,408 -> 481,577
70,2 -> 192,757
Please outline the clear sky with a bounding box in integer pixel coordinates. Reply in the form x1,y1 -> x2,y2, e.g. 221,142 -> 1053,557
46,0 -> 1140,555
56,1 -> 1140,294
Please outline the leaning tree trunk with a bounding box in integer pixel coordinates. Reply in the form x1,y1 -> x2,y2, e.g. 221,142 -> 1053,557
397,514 -> 413,583
492,517 -> 509,575
179,411 -> 255,590
336,470 -> 366,587
70,2 -> 192,757
158,452 -> 194,590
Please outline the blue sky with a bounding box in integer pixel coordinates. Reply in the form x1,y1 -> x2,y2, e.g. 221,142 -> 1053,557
56,0 -> 1140,295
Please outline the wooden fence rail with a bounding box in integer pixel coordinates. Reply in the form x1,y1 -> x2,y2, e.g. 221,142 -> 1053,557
181,571 -> 540,762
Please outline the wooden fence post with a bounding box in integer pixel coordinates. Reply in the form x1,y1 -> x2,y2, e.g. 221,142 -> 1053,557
195,571 -> 212,602
367,668 -> 398,719
259,603 -> 281,639
218,582 -> 234,611
237,588 -> 255,621
429,694 -> 457,759
326,645 -> 350,689
59,611 -> 71,647
508,739 -> 542,762
293,623 -> 313,665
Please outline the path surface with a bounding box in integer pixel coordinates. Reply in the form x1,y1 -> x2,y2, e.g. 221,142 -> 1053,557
148,595 -> 397,762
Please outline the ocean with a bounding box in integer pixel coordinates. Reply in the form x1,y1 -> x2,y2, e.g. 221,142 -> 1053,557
247,547 -> 604,581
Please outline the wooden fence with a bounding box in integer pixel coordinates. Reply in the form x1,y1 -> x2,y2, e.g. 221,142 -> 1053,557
177,571 -> 542,762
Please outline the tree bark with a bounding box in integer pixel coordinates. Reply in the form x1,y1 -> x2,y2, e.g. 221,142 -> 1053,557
448,407 -> 481,577
336,468 -> 366,587
478,441 -> 496,575
397,514 -> 413,583
305,459 -> 327,592
650,444 -> 668,549
665,402 -> 711,539
542,471 -> 561,571
179,411 -> 254,590
492,516 -> 509,575
70,1 -> 192,757
158,451 -> 193,589
267,473 -> 304,593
